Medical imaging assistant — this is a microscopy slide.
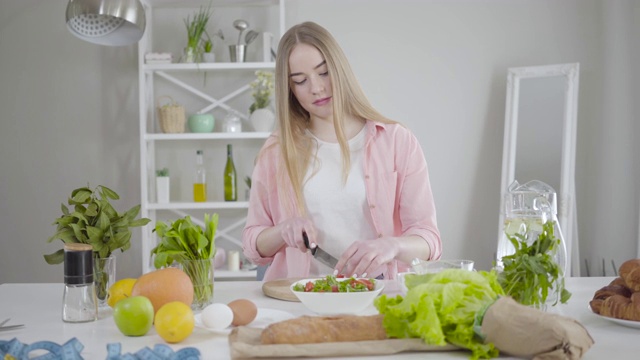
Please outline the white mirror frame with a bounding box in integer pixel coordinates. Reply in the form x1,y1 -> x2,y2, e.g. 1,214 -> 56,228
498,63 -> 580,276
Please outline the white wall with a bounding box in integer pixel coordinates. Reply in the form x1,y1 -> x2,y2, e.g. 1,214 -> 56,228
0,0 -> 141,283
0,0 -> 637,283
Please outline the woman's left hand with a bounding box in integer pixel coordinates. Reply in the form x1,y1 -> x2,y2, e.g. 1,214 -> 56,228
334,237 -> 400,278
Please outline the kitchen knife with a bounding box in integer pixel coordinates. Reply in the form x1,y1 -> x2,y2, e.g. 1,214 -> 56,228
303,232 -> 339,269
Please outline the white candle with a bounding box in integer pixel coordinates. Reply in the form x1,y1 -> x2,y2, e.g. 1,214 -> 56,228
227,251 -> 240,271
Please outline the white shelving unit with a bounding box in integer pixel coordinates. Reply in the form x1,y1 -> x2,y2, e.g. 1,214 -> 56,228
138,0 -> 285,279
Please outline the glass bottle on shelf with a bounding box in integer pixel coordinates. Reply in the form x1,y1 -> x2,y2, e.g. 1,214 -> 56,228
224,144 -> 237,201
222,110 -> 242,133
193,150 -> 206,202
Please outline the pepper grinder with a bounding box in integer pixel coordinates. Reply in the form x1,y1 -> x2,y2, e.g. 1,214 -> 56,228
62,243 -> 97,323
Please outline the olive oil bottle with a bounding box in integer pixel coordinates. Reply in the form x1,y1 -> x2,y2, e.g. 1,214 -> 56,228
223,144 -> 237,201
193,150 -> 206,202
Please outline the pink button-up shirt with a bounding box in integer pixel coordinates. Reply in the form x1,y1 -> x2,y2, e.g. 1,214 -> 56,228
242,120 -> 441,281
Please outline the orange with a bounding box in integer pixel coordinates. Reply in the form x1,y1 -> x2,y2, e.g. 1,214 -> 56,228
154,301 -> 194,343
107,278 -> 137,308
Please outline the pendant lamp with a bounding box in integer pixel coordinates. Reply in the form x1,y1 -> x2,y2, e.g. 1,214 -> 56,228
66,0 -> 146,46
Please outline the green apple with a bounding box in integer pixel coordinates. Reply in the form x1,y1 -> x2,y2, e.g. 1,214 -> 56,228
113,295 -> 154,336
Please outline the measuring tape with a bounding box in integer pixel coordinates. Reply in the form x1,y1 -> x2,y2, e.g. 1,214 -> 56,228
107,343 -> 200,360
0,338 -> 83,359
0,338 -> 200,360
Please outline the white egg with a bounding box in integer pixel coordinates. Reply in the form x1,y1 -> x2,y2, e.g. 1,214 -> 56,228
201,303 -> 234,330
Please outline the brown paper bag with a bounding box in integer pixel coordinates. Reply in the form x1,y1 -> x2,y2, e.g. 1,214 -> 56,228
481,297 -> 594,360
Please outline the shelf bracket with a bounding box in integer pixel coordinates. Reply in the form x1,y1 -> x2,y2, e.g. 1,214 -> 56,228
155,71 -> 250,120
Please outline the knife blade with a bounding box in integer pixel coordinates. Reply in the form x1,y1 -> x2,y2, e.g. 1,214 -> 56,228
303,232 -> 339,269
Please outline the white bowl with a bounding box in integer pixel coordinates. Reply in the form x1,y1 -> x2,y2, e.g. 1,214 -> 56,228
290,278 -> 384,315
411,259 -> 474,274
397,271 -> 415,295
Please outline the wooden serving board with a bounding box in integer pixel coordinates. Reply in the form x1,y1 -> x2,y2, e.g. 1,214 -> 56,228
261,278 -> 305,302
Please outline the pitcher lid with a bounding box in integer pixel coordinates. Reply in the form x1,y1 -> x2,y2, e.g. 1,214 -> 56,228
505,180 -> 558,216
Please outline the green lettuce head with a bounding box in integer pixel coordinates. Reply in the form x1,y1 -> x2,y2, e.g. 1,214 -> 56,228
375,269 -> 504,360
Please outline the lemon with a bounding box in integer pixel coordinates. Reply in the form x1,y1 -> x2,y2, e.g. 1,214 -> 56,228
107,278 -> 137,308
154,301 -> 194,343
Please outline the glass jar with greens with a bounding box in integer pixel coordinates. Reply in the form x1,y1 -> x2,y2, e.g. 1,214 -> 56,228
496,180 -> 570,309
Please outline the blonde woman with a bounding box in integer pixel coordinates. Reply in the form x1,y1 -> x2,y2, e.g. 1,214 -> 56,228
242,22 -> 441,282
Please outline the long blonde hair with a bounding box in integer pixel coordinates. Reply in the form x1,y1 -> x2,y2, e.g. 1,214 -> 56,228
274,21 -> 395,214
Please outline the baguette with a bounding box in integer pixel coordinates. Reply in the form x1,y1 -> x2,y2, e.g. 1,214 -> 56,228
260,314 -> 387,345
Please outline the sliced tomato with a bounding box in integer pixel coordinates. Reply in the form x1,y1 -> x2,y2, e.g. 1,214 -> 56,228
331,285 -> 339,292
304,281 -> 314,292
349,279 -> 374,291
359,279 -> 374,291
336,274 -> 345,278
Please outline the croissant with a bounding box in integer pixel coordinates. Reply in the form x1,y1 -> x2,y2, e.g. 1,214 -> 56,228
600,294 -> 631,319
589,299 -> 604,314
626,292 -> 640,320
592,284 -> 631,300
609,277 -> 627,287
590,259 -> 640,321
618,259 -> 640,279
623,267 -> 640,292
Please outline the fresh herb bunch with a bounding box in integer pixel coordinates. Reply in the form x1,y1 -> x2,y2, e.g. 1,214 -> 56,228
184,4 -> 213,50
498,220 -> 571,308
45,185 -> 151,263
45,185 -> 151,302
249,70 -> 275,114
151,214 -> 219,307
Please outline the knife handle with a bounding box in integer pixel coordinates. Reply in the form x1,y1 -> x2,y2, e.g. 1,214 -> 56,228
302,232 -> 316,255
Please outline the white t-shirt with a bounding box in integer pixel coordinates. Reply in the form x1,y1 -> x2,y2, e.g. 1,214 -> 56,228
303,127 -> 378,276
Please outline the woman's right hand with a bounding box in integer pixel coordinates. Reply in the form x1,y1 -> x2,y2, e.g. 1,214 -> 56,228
279,217 -> 316,253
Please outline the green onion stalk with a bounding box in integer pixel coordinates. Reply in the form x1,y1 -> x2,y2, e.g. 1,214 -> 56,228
151,213 -> 219,310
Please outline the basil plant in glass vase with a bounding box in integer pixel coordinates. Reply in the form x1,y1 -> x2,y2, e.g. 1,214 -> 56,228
249,70 -> 276,132
151,214 -> 219,311
44,185 -> 151,308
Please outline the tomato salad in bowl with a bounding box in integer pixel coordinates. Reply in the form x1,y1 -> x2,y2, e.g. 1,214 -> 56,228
290,275 -> 384,315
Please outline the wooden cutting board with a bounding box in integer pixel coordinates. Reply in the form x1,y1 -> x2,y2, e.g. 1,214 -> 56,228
261,278 -> 305,302
229,327 -> 459,358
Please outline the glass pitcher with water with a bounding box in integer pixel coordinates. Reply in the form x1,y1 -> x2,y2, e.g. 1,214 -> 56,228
496,180 -> 568,307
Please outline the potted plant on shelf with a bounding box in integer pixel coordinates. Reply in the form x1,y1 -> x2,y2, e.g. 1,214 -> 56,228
201,29 -> 224,63
44,185 -> 151,308
182,4 -> 213,63
156,168 -> 170,204
249,70 -> 276,132
151,213 -> 219,311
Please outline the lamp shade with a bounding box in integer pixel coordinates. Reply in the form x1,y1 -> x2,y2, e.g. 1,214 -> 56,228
66,0 -> 146,46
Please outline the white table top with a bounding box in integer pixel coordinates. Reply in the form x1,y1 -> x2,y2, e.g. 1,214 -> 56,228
0,277 -> 637,359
